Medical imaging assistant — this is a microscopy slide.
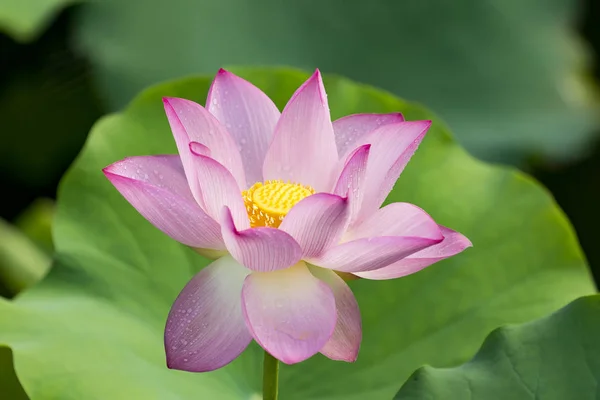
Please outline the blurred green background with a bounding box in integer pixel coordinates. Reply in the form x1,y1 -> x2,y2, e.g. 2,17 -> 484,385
0,0 -> 599,297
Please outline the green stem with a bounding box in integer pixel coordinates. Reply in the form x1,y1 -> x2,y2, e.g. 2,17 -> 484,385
262,350 -> 279,400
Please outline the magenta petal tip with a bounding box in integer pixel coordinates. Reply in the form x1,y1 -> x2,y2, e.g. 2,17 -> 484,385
189,141 -> 211,157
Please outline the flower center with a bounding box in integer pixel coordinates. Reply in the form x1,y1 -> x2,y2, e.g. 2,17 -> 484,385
242,180 -> 315,228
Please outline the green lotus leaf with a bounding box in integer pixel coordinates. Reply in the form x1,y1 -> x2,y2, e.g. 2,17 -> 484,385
395,295 -> 600,400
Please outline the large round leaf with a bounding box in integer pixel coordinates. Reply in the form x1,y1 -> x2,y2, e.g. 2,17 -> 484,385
395,295 -> 600,399
0,68 -> 594,399
74,0 -> 598,163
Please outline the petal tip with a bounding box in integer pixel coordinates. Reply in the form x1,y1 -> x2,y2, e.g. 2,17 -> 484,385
353,143 -> 371,155
297,68 -> 326,102
162,96 -> 177,105
334,351 -> 360,363
460,235 -> 473,249
189,141 -> 211,157
101,162 -> 125,180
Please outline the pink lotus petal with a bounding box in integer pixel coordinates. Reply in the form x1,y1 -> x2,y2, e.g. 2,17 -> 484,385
189,145 -> 249,230
241,263 -> 337,364
279,193 -> 349,258
103,156 -> 223,249
207,69 -> 281,187
163,97 -> 246,195
349,121 -> 431,224
263,70 -> 338,192
309,236 -> 442,273
333,113 -> 404,158
165,255 -> 252,372
221,207 -> 302,272
356,226 -> 472,280
347,202 -> 443,241
309,266 -> 361,362
332,144 -> 370,225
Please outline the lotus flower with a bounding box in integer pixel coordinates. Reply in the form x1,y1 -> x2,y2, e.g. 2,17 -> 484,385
103,69 -> 471,372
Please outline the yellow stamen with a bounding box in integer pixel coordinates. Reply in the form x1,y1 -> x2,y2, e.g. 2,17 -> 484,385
242,180 -> 315,228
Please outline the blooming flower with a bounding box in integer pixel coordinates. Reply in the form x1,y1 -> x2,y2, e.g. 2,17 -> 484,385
103,69 -> 471,372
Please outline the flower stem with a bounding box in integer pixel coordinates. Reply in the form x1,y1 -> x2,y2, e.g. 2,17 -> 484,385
262,350 -> 279,400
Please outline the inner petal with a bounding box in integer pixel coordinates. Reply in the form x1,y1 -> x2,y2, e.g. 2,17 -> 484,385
242,180 -> 314,228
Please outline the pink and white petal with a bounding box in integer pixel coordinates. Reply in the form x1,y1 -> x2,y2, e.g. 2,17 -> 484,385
308,266 -> 361,362
104,155 -> 192,200
165,255 -> 252,372
279,193 -> 349,259
347,202 -> 443,241
351,121 -> 431,224
333,113 -> 404,158
189,146 -> 249,230
309,235 -> 442,273
242,263 -> 337,364
103,158 -> 223,249
356,226 -> 472,280
263,70 -> 338,192
163,97 -> 246,194
206,69 -> 281,186
221,207 -> 302,272
332,144 -> 370,225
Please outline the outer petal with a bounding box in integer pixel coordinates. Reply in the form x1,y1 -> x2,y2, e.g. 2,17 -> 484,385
279,193 -> 349,258
206,69 -> 281,186
346,202 -> 443,241
221,207 -> 302,272
309,236 -> 442,273
333,113 -> 404,158
165,255 -> 252,372
103,155 -> 223,249
356,226 -> 472,280
308,266 -> 361,362
349,121 -> 431,224
263,70 -> 338,191
332,144 -> 370,225
163,97 -> 246,196
189,144 -> 249,230
241,263 -> 337,364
